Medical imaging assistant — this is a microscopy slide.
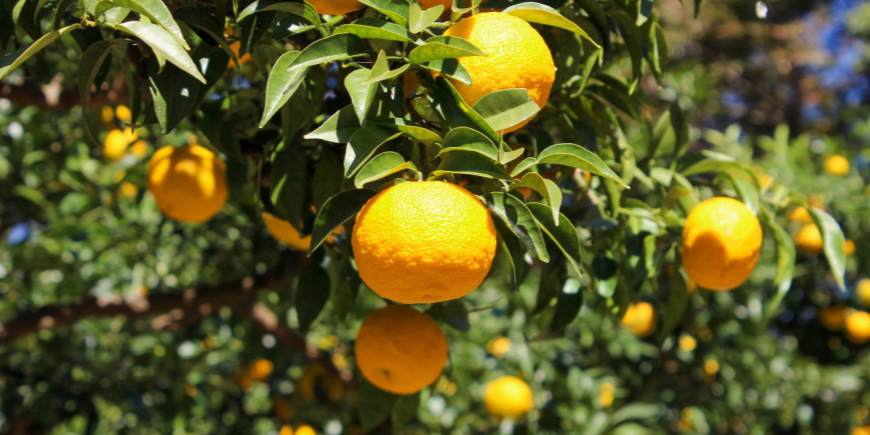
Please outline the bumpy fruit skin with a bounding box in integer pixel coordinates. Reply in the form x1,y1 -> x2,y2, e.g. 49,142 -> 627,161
262,212 -> 311,250
845,310 -> 870,344
794,223 -> 823,254
307,0 -> 363,15
443,12 -> 555,133
146,144 -> 228,223
352,181 -> 497,304
681,197 -> 762,291
484,376 -> 533,418
354,305 -> 448,395
620,302 -> 656,338
824,155 -> 849,176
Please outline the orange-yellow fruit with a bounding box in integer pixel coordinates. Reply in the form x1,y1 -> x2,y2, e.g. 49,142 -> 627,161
248,358 -> 274,382
103,128 -> 140,160
824,155 -> 850,176
307,0 -> 363,15
295,425 -> 316,435
262,212 -> 311,250
845,239 -> 855,256
146,144 -> 228,223
101,106 -> 115,124
483,376 -> 533,418
115,105 -> 132,123
820,306 -> 846,330
352,181 -> 496,304
620,302 -> 656,338
794,223 -> 823,254
354,305 -> 448,394
853,426 -> 870,435
788,206 -> 812,223
119,182 -> 138,198
486,336 -> 511,358
279,426 -> 293,435
681,197 -> 762,291
857,279 -> 870,307
228,41 -> 252,69
845,310 -> 870,344
442,12 -> 555,133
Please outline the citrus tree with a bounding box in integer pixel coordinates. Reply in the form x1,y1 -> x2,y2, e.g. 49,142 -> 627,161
0,0 -> 864,433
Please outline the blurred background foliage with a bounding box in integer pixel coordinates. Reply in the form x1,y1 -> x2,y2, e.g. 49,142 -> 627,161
3,0 -> 870,434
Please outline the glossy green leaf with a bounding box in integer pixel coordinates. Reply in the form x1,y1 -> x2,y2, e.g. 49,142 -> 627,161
334,17 -> 417,44
471,89 -> 540,134
759,207 -> 795,323
504,2 -> 599,47
259,51 -> 306,127
345,68 -> 378,125
486,192 -> 550,262
147,59 -> 202,134
809,208 -> 847,291
369,118 -> 442,146
358,0 -> 410,27
77,39 -> 116,145
442,127 -> 499,161
355,152 -> 417,188
427,77 -> 501,144
658,274 -> 688,342
287,33 -> 366,72
408,0 -> 441,33
510,157 -> 538,177
492,217 -> 526,292
270,140 -> 307,228
422,58 -> 472,87
528,203 -> 582,277
305,105 -> 360,143
432,149 -> 511,180
295,263 -> 330,334
537,144 -> 629,188
409,36 -> 484,64
237,0 -> 325,35
592,254 -> 618,298
115,21 -> 206,83
511,173 -> 562,223
0,24 -> 81,80
112,0 -> 190,49
344,126 -> 403,177
308,189 -> 378,255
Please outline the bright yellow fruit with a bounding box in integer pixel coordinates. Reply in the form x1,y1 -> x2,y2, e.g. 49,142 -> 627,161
101,106 -> 115,124
486,336 -> 511,358
681,197 -> 762,291
853,426 -> 870,435
352,181 -> 496,304
824,155 -> 849,176
788,206 -> 812,223
262,212 -> 311,250
307,0 -> 363,15
857,279 -> 870,307
820,306 -> 845,330
115,105 -> 132,123
354,305 -> 448,394
845,239 -> 855,256
678,334 -> 697,351
295,425 -> 316,435
103,128 -> 140,160
621,302 -> 656,338
794,223 -> 823,254
146,144 -> 228,223
442,12 -> 555,133
846,310 -> 870,344
248,358 -> 274,382
483,376 -> 533,418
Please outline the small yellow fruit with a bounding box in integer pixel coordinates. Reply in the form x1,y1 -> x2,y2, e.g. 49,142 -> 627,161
352,181 -> 497,304
857,279 -> 870,307
597,382 -> 615,407
101,106 -> 115,124
442,12 -> 555,133
262,212 -> 311,250
307,0 -> 363,15
248,358 -> 274,382
119,182 -> 138,198
681,197 -> 762,290
788,206 -> 812,223
852,426 -> 870,435
820,306 -> 845,330
486,336 -> 511,358
115,105 -> 132,123
295,425 -> 316,435
794,224 -> 823,254
679,334 -> 697,352
355,305 -> 448,394
824,155 -> 850,176
146,144 -> 228,223
846,310 -> 870,344
621,302 -> 656,338
845,239 -> 855,256
703,359 -> 719,376
483,376 -> 533,419
279,425 -> 293,435
103,128 -> 140,160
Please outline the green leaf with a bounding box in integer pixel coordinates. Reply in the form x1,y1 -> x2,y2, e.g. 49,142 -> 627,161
680,158 -> 742,177
270,140 -> 308,227
592,254 -> 618,298
305,105 -> 361,143
486,192 -> 550,262
670,102 -> 690,158
365,50 -> 411,85
759,207 -> 795,323
295,264 -> 331,334
391,392 -> 421,433
287,33 -> 366,72
658,274 -> 688,342
334,17 -> 417,43
427,76 -> 500,144
511,173 -> 562,223
503,2 -> 599,47
574,48 -> 601,97
147,58 -> 202,134
237,0 -> 326,36
422,58 -> 472,86
510,157 -> 538,177
426,301 -> 470,332
260,51 -> 307,127
611,11 -> 643,84
0,24 -> 81,80
358,0 -> 410,27
809,208 -> 847,291
369,118 -> 442,146
115,21 -> 206,83
78,39 -> 116,145
355,152 -> 417,188
345,126 -> 403,177
471,89 -> 540,134
724,172 -> 759,216
492,217 -> 527,291
309,189 -> 377,255
408,0 -> 442,33
442,127 -> 499,161
432,149 -> 510,180
644,21 -> 668,83
537,144 -> 629,188
358,379 -> 399,432
546,281 -> 583,336
111,0 -> 190,49
346,68 -> 379,124
312,152 -> 344,211
409,36 -> 484,64
527,203 -> 582,277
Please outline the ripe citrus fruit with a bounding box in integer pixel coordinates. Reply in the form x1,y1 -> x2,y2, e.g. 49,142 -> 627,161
845,239 -> 855,256
620,302 -> 656,338
824,155 -> 849,176
820,305 -> 845,330
262,212 -> 311,250
115,105 -> 132,123
228,41 -> 252,68
248,358 -> 274,382
681,197 -> 762,290
307,0 -> 363,15
853,426 -> 870,435
354,305 -> 448,394
794,223 -> 823,254
442,12 -> 555,133
104,128 -> 146,159
295,425 -> 316,435
788,206 -> 812,223
146,144 -> 228,223
845,310 -> 870,344
486,336 -> 511,358
483,376 -> 533,418
351,181 -> 497,304
857,279 -> 870,307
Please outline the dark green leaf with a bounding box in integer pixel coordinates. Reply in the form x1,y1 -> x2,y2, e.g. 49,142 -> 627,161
537,144 -> 628,188
345,126 -> 403,177
409,36 -> 484,64
809,208 -> 847,291
147,58 -> 202,134
309,189 -> 378,255
237,0 -> 326,36
527,203 -> 582,277
334,17 -> 417,43
295,264 -> 331,334
426,301 -> 469,332
432,149 -> 510,180
260,51 -> 307,127
759,207 -> 795,323
427,76 -> 500,144
287,33 -> 366,72
511,173 -> 562,223
312,151 -> 344,210
115,21 -> 206,83
346,67 -> 379,124
358,379 -> 399,432
111,0 -> 190,49
471,88 -> 540,134
369,118 -> 442,146
0,24 -> 81,80
422,58 -> 472,87
355,152 -> 417,188
305,105 -> 361,143
658,274 -> 688,342
442,127 -> 499,161
78,39 -> 116,145
492,217 -> 527,291
270,140 -> 307,227
592,254 -> 618,298
486,192 -> 550,262
391,392 -> 421,433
